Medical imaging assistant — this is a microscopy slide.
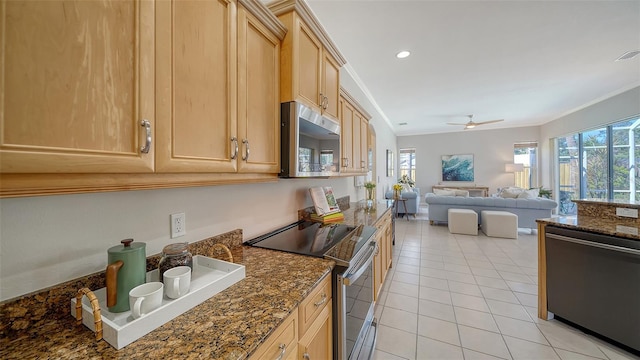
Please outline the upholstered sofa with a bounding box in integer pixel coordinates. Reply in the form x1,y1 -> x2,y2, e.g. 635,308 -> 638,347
385,188 -> 420,217
425,193 -> 557,229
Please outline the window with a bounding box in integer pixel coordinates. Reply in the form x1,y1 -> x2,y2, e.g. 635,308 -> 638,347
513,142 -> 538,189
555,116 -> 640,215
320,150 -> 334,171
557,134 -> 580,215
399,148 -> 416,181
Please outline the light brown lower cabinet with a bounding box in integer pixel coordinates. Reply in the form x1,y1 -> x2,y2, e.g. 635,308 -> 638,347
298,303 -> 332,360
250,274 -> 332,360
373,209 -> 393,301
250,310 -> 298,360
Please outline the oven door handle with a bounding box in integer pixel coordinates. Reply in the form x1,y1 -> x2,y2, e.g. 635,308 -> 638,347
343,242 -> 377,286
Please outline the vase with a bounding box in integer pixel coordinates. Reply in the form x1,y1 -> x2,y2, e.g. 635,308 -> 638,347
393,189 -> 400,200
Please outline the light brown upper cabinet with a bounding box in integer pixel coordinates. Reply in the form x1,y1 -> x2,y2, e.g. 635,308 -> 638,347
155,0 -> 238,173
155,0 -> 283,174
339,88 -> 371,174
0,0 -> 155,174
0,0 -> 286,197
267,0 -> 345,123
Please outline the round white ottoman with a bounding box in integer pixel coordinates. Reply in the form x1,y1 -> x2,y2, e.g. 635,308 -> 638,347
448,208 -> 478,235
481,210 -> 518,238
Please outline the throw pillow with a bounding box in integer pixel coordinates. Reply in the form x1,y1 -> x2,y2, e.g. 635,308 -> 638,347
517,189 -> 540,199
433,189 -> 456,196
445,188 -> 470,197
500,187 -> 525,198
401,184 -> 412,193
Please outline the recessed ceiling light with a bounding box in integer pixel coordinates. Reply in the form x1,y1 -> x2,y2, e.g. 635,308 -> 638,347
615,50 -> 640,61
396,51 -> 411,59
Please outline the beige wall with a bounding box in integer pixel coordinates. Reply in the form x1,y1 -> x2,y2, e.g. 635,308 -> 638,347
398,126 -> 542,198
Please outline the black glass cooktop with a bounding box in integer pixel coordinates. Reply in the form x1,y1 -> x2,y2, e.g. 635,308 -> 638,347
246,221 -> 376,265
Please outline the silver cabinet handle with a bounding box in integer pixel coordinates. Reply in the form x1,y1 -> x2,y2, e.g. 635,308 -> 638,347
275,343 -> 286,360
230,137 -> 238,160
323,96 -> 329,110
319,92 -> 324,108
242,139 -> 250,161
303,353 -> 310,360
314,293 -> 327,307
140,119 -> 151,154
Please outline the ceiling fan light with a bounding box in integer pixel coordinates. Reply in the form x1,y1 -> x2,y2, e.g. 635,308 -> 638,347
465,124 -> 476,129
615,50 -> 640,61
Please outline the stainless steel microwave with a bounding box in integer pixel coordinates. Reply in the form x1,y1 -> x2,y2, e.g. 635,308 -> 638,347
280,101 -> 341,178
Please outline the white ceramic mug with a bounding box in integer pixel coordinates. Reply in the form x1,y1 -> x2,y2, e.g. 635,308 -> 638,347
129,282 -> 163,319
163,266 -> 191,299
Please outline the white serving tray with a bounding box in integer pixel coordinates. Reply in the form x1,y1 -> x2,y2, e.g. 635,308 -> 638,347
71,255 -> 245,349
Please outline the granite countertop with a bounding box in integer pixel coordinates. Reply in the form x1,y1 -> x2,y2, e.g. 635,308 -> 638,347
1,199 -> 392,359
342,200 -> 394,226
572,198 -> 640,208
0,245 -> 334,359
537,216 -> 640,240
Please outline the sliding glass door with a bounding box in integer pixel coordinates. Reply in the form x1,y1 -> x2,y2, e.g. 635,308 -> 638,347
582,128 -> 608,199
558,134 -> 579,215
556,116 -> 640,215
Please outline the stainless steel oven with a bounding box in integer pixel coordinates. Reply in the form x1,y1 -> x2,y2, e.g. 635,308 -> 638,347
247,221 -> 378,360
333,241 -> 378,360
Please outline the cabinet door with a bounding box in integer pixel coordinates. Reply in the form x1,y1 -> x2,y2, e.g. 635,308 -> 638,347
340,98 -> 354,171
360,118 -> 369,172
298,304 -> 332,360
1,0 -> 154,173
321,50 -> 340,122
250,310 -> 298,360
385,218 -> 393,270
155,0 -> 237,173
352,112 -> 362,173
237,6 -> 280,174
373,232 -> 384,301
295,18 -> 322,112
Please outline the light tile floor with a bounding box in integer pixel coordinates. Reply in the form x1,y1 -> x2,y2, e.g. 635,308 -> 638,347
372,207 -> 640,360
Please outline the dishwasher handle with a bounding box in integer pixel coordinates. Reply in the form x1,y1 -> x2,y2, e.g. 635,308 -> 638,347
546,233 -> 640,256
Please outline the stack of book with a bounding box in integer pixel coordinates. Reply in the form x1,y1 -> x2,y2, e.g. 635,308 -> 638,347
309,211 -> 345,223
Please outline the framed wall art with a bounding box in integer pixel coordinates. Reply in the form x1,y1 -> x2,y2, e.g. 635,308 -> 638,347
441,154 -> 474,181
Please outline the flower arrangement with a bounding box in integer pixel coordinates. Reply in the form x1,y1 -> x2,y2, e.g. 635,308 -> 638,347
398,174 -> 415,187
392,183 -> 403,200
364,181 -> 376,200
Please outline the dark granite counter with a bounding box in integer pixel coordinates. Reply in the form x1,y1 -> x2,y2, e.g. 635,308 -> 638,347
572,198 -> 640,208
0,230 -> 334,359
1,199 -> 394,359
537,216 -> 639,240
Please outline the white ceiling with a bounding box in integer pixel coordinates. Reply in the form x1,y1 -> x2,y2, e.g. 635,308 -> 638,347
306,0 -> 640,136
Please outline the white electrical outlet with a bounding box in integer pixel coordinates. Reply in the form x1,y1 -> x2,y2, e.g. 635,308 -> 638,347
616,207 -> 638,218
170,213 -> 186,238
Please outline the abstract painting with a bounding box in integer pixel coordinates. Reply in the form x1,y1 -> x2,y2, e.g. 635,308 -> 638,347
442,154 -> 474,181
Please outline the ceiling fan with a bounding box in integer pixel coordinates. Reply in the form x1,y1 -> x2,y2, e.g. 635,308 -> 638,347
447,115 -> 504,130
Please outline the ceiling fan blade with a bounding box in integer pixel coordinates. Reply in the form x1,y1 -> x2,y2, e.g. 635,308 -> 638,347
475,119 -> 504,125
446,122 -> 469,126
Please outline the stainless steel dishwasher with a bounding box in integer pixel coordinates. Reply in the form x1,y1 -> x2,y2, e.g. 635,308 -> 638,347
545,226 -> 640,353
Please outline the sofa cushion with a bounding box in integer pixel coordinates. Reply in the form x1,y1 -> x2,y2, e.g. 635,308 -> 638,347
444,188 -> 470,197
517,189 -> 539,199
433,188 -> 456,196
499,187 -> 525,198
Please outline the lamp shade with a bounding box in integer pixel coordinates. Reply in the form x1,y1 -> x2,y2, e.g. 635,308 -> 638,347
505,163 -> 524,173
